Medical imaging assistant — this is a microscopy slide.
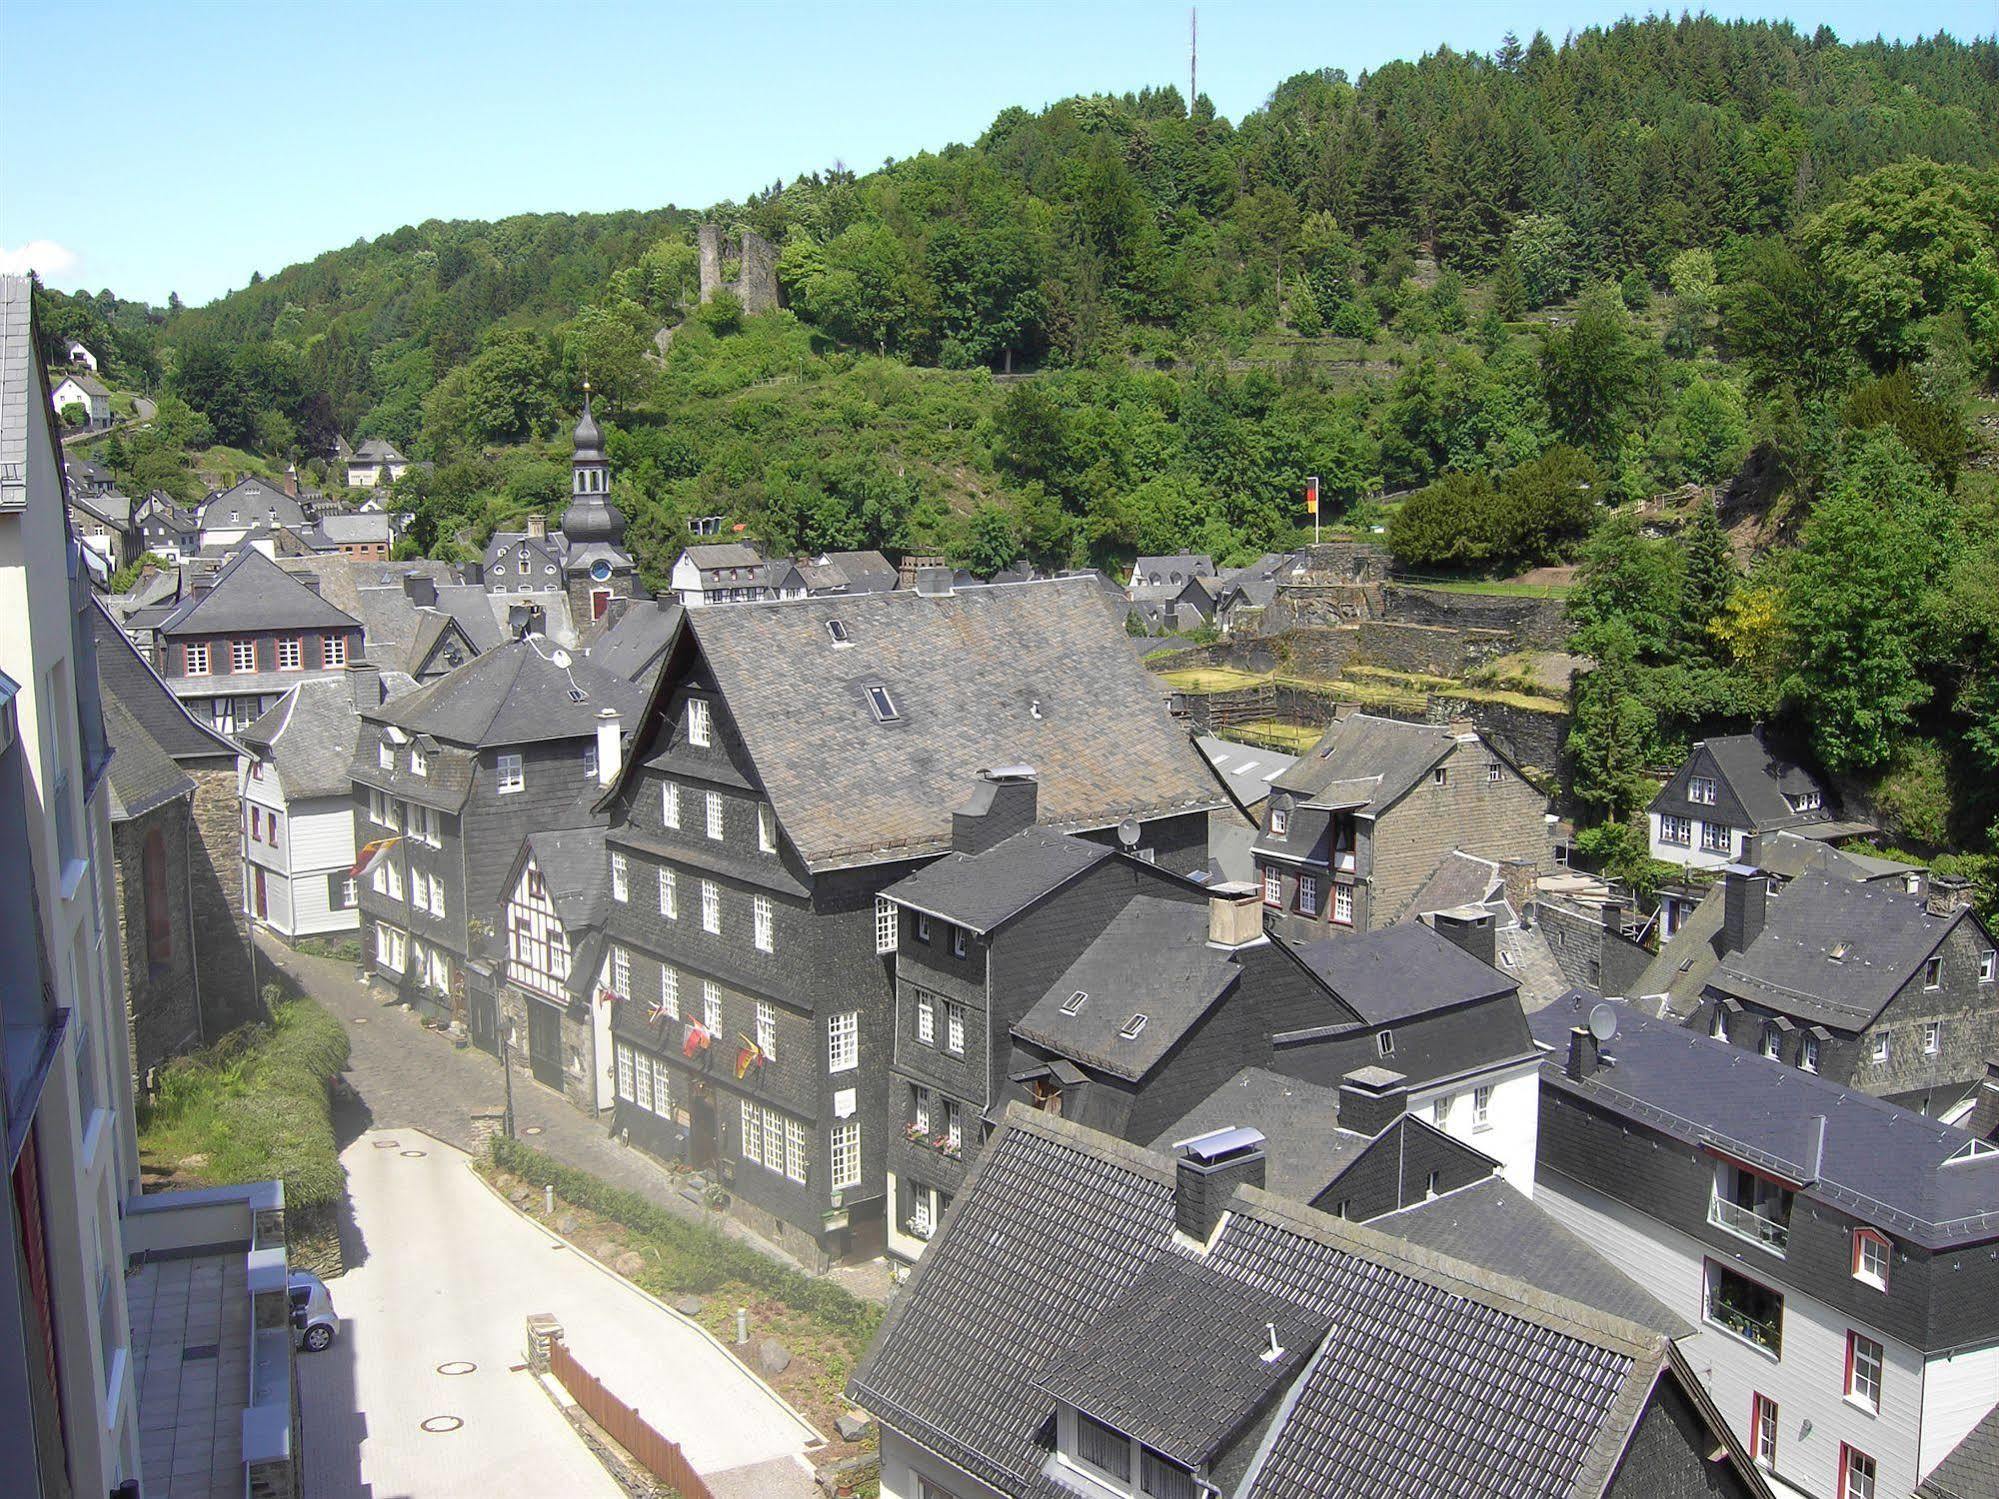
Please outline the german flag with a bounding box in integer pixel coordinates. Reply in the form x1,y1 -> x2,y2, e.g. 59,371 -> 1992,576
350,836 -> 401,879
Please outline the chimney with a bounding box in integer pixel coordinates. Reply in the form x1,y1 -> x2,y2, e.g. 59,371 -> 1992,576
346,657 -> 382,712
526,513 -> 547,541
402,573 -> 438,608
1498,857 -> 1538,924
1721,864 -> 1769,956
282,464 -> 298,498
1336,1067 -> 1408,1137
1566,1026 -> 1602,1081
1740,830 -> 1762,869
595,708 -> 623,789
1599,892 -> 1625,939
951,768 -> 1038,855
1174,1128 -> 1266,1243
1208,882 -> 1265,948
914,566 -> 954,597
1430,907 -> 1496,968
1926,874 -> 1973,918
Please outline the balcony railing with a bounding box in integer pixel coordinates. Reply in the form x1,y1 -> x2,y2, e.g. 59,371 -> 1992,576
1707,1297 -> 1782,1355
1710,1196 -> 1790,1255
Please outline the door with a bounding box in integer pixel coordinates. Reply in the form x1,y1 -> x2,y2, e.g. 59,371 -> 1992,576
688,1090 -> 717,1170
591,588 -> 611,621
253,867 -> 268,921
468,990 -> 498,1058
526,998 -> 563,1091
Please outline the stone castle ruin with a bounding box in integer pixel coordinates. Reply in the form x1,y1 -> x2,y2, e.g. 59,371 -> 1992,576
697,223 -> 780,313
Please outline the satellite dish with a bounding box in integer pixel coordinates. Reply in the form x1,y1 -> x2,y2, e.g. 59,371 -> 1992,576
1116,818 -> 1141,849
1588,1004 -> 1619,1044
550,649 -> 572,670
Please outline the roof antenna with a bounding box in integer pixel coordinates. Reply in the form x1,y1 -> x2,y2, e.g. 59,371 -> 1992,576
1260,1322 -> 1285,1363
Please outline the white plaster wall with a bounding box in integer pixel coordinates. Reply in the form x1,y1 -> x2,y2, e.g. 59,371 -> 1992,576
1408,1059 -> 1540,1194
1920,1342 -> 1999,1479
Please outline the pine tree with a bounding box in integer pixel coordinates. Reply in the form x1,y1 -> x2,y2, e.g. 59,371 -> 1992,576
1679,501 -> 1737,651
1489,251 -> 1528,321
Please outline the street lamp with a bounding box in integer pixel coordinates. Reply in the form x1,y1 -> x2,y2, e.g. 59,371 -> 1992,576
503,1021 -> 518,1140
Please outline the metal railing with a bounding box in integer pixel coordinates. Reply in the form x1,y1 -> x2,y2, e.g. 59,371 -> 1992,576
1707,1297 -> 1783,1355
1709,1196 -> 1790,1254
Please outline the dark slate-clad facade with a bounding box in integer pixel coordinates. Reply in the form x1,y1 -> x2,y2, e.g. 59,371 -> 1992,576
1647,724 -> 1872,870
850,1107 -> 1768,1499
595,577 -> 1225,1267
1531,1002 -> 1999,1499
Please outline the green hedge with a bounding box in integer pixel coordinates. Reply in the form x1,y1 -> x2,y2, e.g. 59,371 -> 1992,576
141,993 -> 350,1218
489,1136 -> 879,1347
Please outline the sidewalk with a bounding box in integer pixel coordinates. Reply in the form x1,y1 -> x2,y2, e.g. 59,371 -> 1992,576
257,934 -> 895,1303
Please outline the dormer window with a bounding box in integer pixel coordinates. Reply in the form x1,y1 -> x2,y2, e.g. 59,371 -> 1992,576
379,741 -> 393,771
1852,1229 -> 1891,1291
1689,775 -> 1718,805
866,684 -> 899,723
410,747 -> 427,778
826,619 -> 850,646
1269,806 -> 1288,836
1120,1013 -> 1149,1040
1377,1030 -> 1394,1058
1788,790 -> 1822,812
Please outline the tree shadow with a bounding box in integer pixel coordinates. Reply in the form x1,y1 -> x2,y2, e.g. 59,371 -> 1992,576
331,1077 -> 375,1273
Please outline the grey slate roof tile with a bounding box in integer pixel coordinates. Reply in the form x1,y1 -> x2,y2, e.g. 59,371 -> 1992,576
240,678 -> 368,800
883,825 -> 1112,934
1921,1403 -> 1999,1499
89,601 -> 239,766
1269,712 -> 1455,813
102,695 -> 196,821
158,547 -> 360,635
1149,1067 -> 1366,1202
371,637 -> 646,749
1290,922 -> 1516,1024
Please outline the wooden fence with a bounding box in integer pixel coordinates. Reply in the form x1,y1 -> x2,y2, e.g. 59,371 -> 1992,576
549,1339 -> 715,1499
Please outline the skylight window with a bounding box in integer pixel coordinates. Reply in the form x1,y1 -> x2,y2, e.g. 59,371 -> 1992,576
866,685 -> 899,722
1119,1013 -> 1149,1040
1060,991 -> 1087,1015
1831,942 -> 1851,961
826,619 -> 850,645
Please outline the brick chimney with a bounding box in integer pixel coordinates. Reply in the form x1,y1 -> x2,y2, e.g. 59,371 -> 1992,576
1721,865 -> 1769,956
1174,1128 -> 1266,1243
1336,1067 -> 1408,1137
1567,1025 -> 1602,1080
951,768 -> 1037,855
1926,874 -> 1973,918
1208,882 -> 1265,948
526,513 -> 547,541
1430,907 -> 1496,968
347,657 -> 382,712
282,464 -> 298,498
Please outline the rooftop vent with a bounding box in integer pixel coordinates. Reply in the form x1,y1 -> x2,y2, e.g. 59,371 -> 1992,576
914,566 -> 954,597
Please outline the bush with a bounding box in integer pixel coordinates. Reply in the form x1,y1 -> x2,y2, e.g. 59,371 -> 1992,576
489,1137 -> 880,1348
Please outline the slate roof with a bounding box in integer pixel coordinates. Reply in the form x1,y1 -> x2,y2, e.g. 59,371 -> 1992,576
882,825 -> 1113,934
0,278 -> 38,501
1196,734 -> 1296,812
1129,553 -> 1216,593
817,549 -> 898,594
1290,922 -> 1516,1024
196,477 -> 308,534
1013,895 -> 1240,1079
522,826 -> 611,934
1270,712 -> 1455,813
1405,850 -> 1504,917
586,600 -> 684,682
851,1107 -> 1697,1499
312,511 -> 393,546
53,371 -> 109,398
102,696 -> 195,821
1705,869 -> 1976,1029
683,542 -> 762,571
71,489 -> 133,529
1921,1403 -> 1999,1499
655,579 -> 1224,872
88,601 -> 238,765
157,547 -> 360,636
1529,1001 -> 1999,1249
1757,829 -> 1917,884
350,437 -> 404,463
371,636 -> 647,749
1647,726 -> 1837,832
241,679 -> 369,800
1151,1067 -> 1365,1200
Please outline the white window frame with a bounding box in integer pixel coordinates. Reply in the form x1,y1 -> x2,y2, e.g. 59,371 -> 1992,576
659,964 -> 679,1019
951,925 -> 968,959
231,639 -> 256,673
323,634 -> 348,668
1871,1033 -> 1890,1065
1752,1393 -> 1778,1469
830,1122 -> 861,1190
875,897 -> 898,954
1377,1029 -> 1394,1058
1852,1229 -> 1891,1291
1690,775 -> 1718,805
755,999 -> 777,1060
828,1012 -> 857,1072
1333,882 -> 1354,927
659,867 -> 676,919
1801,1034 -> 1819,1072
410,746 -> 427,778
633,1047 -> 653,1111
1922,1019 -> 1941,1053
706,790 -> 724,841
611,851 -> 629,902
1846,1331 -> 1883,1413
184,641 -> 210,676
1432,1093 -> 1454,1128
700,879 -> 720,934
1270,807 -> 1288,835
741,1099 -> 762,1166
663,781 -> 681,829
1263,867 -> 1282,906
945,1000 -> 965,1056
702,980 -> 721,1034
784,1118 -> 807,1183
1923,958 -> 1943,992
753,894 -> 773,953
758,804 -> 776,854
378,741 -> 393,772
616,1046 -> 635,1101
497,753 -> 524,794
1842,1445 -> 1876,1499
1981,950 -> 1996,983
1701,821 -> 1735,854
1472,1084 -> 1492,1131
1298,873 -> 1317,916
611,945 -> 631,997
1660,814 -> 1692,846
276,636 -> 303,672
688,697 -> 711,747
916,992 -> 935,1045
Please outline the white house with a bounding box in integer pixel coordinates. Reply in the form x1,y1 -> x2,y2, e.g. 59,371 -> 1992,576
235,678 -> 367,936
63,336 -> 99,371
1648,726 -> 1870,870
50,372 -> 111,430
669,542 -> 769,607
344,437 -> 408,489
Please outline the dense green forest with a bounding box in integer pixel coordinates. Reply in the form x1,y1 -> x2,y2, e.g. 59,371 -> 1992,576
36,14 -> 1999,878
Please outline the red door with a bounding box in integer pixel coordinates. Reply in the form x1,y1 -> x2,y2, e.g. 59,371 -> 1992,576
253,867 -> 268,920
591,588 -> 611,621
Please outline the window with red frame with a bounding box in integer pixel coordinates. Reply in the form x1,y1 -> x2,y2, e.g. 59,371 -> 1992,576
1845,1331 -> 1883,1412
1839,1445 -> 1876,1499
1750,1394 -> 1777,1469
1852,1229 -> 1891,1290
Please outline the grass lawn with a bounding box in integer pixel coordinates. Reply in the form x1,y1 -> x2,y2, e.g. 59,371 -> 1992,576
1157,665 -> 1271,694
1227,720 -> 1327,753
1399,578 -> 1573,599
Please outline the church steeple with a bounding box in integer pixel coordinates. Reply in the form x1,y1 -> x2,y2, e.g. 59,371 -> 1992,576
560,381 -> 626,546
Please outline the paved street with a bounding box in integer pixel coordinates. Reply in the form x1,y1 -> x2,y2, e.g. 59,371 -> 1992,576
298,1129 -> 820,1499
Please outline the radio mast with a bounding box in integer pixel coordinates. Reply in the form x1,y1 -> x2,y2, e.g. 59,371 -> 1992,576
1190,8 -> 1198,113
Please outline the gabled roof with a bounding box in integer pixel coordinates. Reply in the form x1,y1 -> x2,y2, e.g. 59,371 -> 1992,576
349,437 -> 404,463
196,477 -> 308,533
1647,726 -> 1837,832
1705,869 -> 1976,1029
629,578 -> 1224,872
370,636 -> 646,749
882,825 -> 1113,934
1270,713 -> 1457,814
1152,1068 -> 1363,1200
851,1106 -> 1711,1499
88,600 -> 239,765
585,600 -> 683,683
70,489 -> 133,529
241,678 -> 370,800
520,826 -> 611,934
682,542 -> 762,571
1290,922 -> 1516,1024
312,511 -> 393,545
53,371 -> 109,397
1530,1001 -> 1999,1249
817,549 -> 899,594
1196,735 -> 1297,812
158,547 -> 359,636
101,695 -> 195,821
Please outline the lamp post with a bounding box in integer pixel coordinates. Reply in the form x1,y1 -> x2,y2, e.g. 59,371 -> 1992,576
502,1021 -> 518,1140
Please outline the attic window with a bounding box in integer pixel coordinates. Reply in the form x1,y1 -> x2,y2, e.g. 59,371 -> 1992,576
1831,942 -> 1851,962
1377,1030 -> 1395,1058
1060,990 -> 1087,1015
865,685 -> 899,723
567,688 -> 588,704
826,619 -> 850,646
1119,1014 -> 1149,1040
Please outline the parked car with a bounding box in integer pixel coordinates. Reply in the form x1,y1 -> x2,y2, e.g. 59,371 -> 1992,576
288,1270 -> 338,1352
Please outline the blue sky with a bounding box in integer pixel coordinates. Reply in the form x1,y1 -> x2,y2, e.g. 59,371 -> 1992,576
2,0 -> 1989,306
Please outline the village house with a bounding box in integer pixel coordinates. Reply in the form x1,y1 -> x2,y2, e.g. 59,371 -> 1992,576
1531,1000 -> 1999,1499
595,574 -> 1223,1267
500,825 -> 617,1115
67,487 -> 135,573
669,541 -> 771,607
849,1106 -> 1770,1499
49,370 -> 111,429
133,491 -> 197,563
150,547 -> 364,735
194,476 -> 309,552
1648,726 -> 1873,871
302,509 -> 394,560
62,335 -> 98,370
344,436 -> 408,488
1253,711 -> 1553,942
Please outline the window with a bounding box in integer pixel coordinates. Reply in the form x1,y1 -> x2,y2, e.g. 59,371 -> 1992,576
874,896 -> 898,954
1432,1093 -> 1454,1128
1981,951 -> 1996,983
1701,822 -> 1736,854
611,945 -> 631,998
584,743 -> 599,779
633,1047 -> 653,1111
184,641 -> 210,676
1270,807 -> 1289,835
1431,767 -> 1447,787
1871,1033 -> 1890,1065
1712,1009 -> 1728,1040
755,1000 -> 777,1059
741,1099 -> 762,1166
700,880 -> 719,934
945,1001 -> 966,1055
753,895 -> 773,952
1141,1449 -> 1197,1499
1472,1085 -> 1492,1130
826,619 -> 849,646
916,992 -> 935,1045
650,1058 -> 671,1116
1659,814 -> 1692,846
688,698 -> 711,747
231,639 -> 256,672
611,851 -> 628,902
1846,1332 -> 1883,1411
1263,867 -> 1282,906
943,1099 -> 961,1152
412,873 -> 431,914
1076,1411 -> 1132,1482
1752,1394 -> 1778,1469
375,925 -> 406,974
663,781 -> 681,829
702,981 -> 721,1034
830,1122 -> 861,1190
828,1012 -> 857,1072
277,637 -> 302,671
616,1046 -> 634,1102
1377,1029 -> 1394,1057
249,806 -> 262,843
1711,1160 -> 1794,1254
706,791 -> 724,841
1333,882 -> 1353,926
659,868 -> 676,919
1801,1034 -> 1819,1073
784,1118 -> 807,1183
950,925 -> 968,959
1852,1230 -> 1891,1291
1297,874 -> 1318,916
497,753 -> 524,794
1704,1261 -> 1783,1355
865,684 -> 899,722
658,965 -> 679,1019
912,1085 -> 932,1134
410,745 -> 427,777
758,804 -> 776,854
912,1185 -> 934,1239
323,634 -> 347,668
1840,1445 -> 1876,1499
1486,761 -> 1502,784
1690,775 -> 1718,805
1789,789 -> 1822,812
1761,1026 -> 1781,1061
916,914 -> 932,943
1120,1014 -> 1149,1040
379,741 -> 393,771
1923,958 -> 1943,992
1923,1020 -> 1941,1054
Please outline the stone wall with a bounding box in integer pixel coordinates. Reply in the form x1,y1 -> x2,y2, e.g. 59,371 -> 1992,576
1290,541 -> 1394,583
1426,695 -> 1569,783
190,766 -> 260,1031
696,224 -> 780,314
1355,621 -> 1511,678
112,795 -> 205,1081
1380,585 -> 1570,649
1262,585 -> 1383,631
